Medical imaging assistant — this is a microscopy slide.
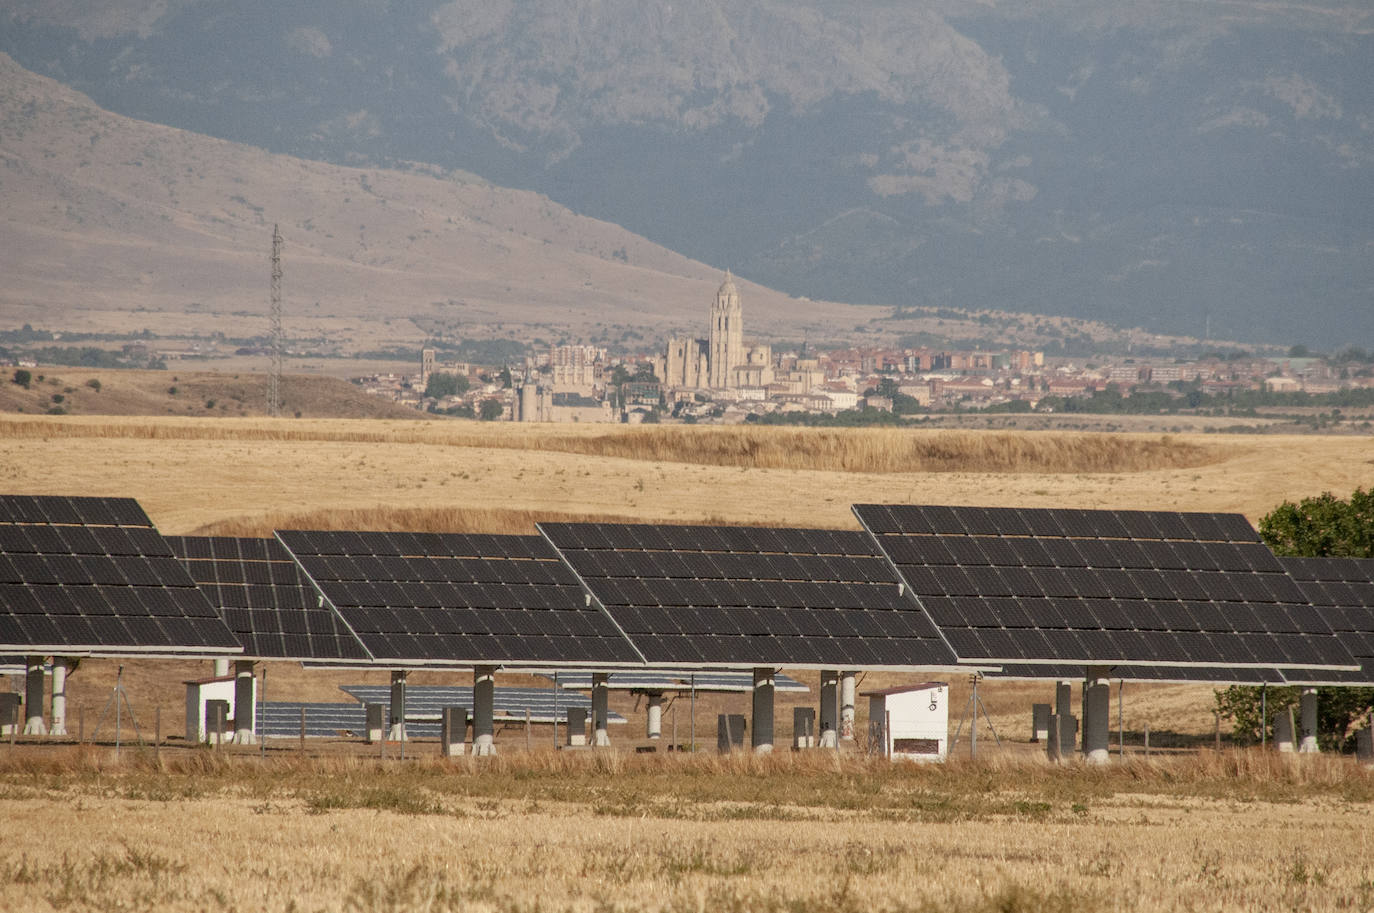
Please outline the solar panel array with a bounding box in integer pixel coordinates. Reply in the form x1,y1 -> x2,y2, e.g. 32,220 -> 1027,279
275,531 -> 643,666
1280,557 -> 1374,682
855,504 -> 1356,670
0,496 -> 240,655
339,684 -> 627,724
167,536 -> 370,663
538,523 -> 958,669
536,670 -> 810,693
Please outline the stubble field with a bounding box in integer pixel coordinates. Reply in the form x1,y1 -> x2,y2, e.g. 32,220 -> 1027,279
1,414 -> 1372,911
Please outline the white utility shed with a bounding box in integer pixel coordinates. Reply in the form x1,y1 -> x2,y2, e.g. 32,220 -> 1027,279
184,675 -> 244,742
863,682 -> 949,762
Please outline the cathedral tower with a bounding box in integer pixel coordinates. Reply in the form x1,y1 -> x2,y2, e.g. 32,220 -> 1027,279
708,271 -> 744,388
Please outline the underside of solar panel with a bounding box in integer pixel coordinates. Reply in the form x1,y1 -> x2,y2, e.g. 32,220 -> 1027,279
167,536 -> 370,662
0,495 -> 241,656
537,522 -> 960,669
855,504 -> 1359,672
275,530 -> 644,666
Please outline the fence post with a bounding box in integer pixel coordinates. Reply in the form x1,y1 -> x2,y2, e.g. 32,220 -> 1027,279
299,707 -> 306,754
525,708 -> 531,751
1143,722 -> 1150,757
155,706 -> 161,764
1214,712 -> 1221,751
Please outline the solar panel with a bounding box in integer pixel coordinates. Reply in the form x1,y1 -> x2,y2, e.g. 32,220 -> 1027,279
538,522 -> 959,670
166,536 -> 370,663
1279,556 -> 1374,683
275,530 -> 642,667
854,504 -> 1358,674
338,685 -> 627,724
0,495 -> 240,656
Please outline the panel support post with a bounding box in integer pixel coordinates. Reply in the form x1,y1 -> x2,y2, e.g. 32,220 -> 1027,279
1054,680 -> 1074,753
387,670 -> 407,742
49,657 -> 69,737
840,671 -> 857,741
1081,667 -> 1111,764
233,660 -> 256,744
818,669 -> 839,748
213,658 -> 230,679
751,668 -> 775,753
23,656 -> 46,736
591,673 -> 611,747
645,692 -> 664,740
473,666 -> 496,756
1299,687 -> 1319,754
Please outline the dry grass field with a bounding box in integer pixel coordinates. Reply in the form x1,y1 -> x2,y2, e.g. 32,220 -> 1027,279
0,749 -> 1371,913
2,415 -> 1373,911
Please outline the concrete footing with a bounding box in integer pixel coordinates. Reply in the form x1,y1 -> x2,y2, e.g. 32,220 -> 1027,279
591,673 -> 610,747
1081,670 -> 1111,764
49,657 -> 69,737
840,671 -> 856,741
473,666 -> 496,756
1054,681 -> 1073,753
1274,708 -> 1296,753
233,660 -> 256,744
819,670 -> 839,748
23,656 -> 46,736
387,670 -> 407,742
646,692 -> 664,740
1299,688 -> 1319,753
751,668 -> 775,753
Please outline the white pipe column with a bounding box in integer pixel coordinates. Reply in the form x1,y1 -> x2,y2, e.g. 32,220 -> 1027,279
751,668 -> 775,753
473,666 -> 496,756
49,657 -> 68,737
818,669 -> 839,748
23,656 -> 46,735
387,670 -> 407,742
213,658 -> 230,678
839,671 -> 857,741
645,692 -> 664,740
591,673 -> 611,747
1299,688 -> 1319,753
233,660 -> 256,744
1081,667 -> 1111,764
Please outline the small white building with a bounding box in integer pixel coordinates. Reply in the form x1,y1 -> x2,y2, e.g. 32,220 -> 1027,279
863,682 -> 949,762
184,675 -> 242,743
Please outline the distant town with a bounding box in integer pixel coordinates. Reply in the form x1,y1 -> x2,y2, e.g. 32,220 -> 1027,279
355,275 -> 1374,426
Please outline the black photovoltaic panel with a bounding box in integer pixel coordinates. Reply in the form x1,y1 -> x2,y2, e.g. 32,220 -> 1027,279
166,536 -> 370,662
275,530 -> 642,667
854,504 -> 1358,673
1279,557 -> 1374,682
538,523 -> 959,669
0,495 -> 240,655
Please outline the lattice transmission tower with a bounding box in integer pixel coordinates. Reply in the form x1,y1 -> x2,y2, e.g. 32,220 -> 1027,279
267,224 -> 283,417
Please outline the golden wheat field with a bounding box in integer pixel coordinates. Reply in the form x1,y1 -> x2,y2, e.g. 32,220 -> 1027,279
2,415 -> 1374,912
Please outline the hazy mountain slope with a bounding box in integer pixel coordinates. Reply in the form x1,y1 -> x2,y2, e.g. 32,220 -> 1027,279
3,1 -> 1372,346
0,52 -> 871,345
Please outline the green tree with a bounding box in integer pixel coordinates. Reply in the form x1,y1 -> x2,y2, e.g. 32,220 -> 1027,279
12,369 -> 30,388
1259,488 -> 1374,558
424,372 -> 469,399
1216,488 -> 1374,749
478,398 -> 504,421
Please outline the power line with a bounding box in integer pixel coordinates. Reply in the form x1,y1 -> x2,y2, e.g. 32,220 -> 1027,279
267,224 -> 283,417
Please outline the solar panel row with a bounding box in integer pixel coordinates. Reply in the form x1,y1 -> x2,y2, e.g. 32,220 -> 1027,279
854,504 -> 1357,670
0,498 -> 240,655
858,504 -> 1261,543
167,536 -> 370,663
276,530 -> 645,667
540,522 -> 959,670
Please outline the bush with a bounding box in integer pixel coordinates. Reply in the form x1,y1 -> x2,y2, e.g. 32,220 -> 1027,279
478,399 -> 504,421
85,378 -> 101,392
51,393 -> 64,404
12,369 -> 30,388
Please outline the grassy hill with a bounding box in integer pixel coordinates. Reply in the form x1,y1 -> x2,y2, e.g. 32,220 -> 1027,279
0,367 -> 426,419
